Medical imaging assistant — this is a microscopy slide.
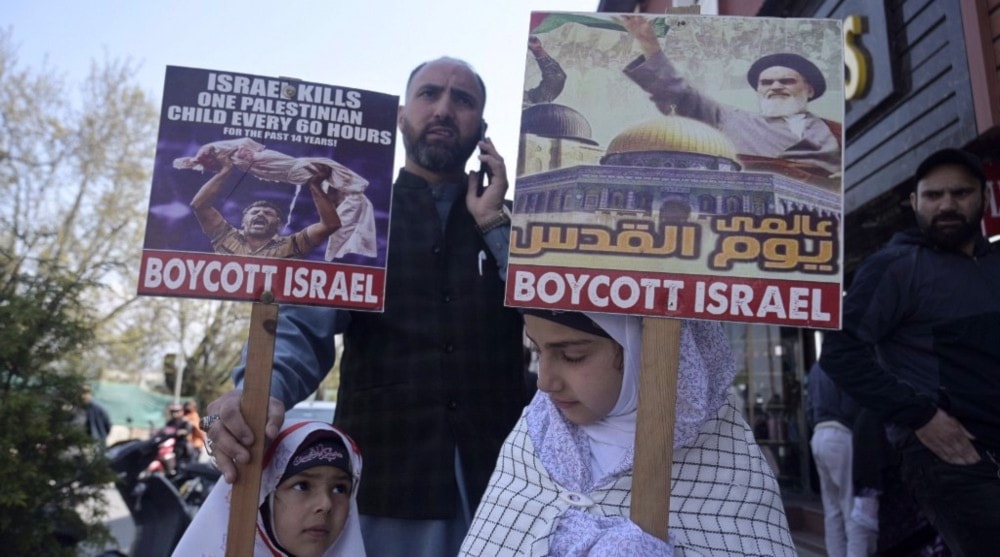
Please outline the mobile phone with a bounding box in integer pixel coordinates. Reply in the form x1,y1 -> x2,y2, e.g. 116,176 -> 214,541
477,121 -> 491,195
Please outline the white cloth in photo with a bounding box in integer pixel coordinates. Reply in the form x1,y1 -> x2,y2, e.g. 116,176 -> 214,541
171,420 -> 365,557
174,138 -> 377,260
460,316 -> 796,556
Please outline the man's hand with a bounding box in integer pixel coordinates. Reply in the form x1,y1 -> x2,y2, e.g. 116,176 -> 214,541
617,15 -> 662,58
304,162 -> 343,243
204,389 -> 286,483
194,145 -> 236,174
306,162 -> 333,189
914,408 -> 980,465
466,136 -> 508,225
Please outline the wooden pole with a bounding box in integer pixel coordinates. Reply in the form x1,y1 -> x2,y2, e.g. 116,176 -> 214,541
630,317 -> 681,541
225,298 -> 277,557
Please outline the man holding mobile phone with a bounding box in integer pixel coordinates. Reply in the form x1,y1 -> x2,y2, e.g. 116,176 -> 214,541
476,120 -> 494,190
207,56 -> 523,557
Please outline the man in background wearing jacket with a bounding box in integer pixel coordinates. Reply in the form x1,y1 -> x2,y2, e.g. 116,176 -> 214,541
820,148 -> 1000,556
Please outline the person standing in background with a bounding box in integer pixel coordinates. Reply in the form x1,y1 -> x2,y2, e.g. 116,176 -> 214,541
80,384 -> 111,447
182,400 -> 206,461
820,148 -> 1000,557
807,362 -> 876,556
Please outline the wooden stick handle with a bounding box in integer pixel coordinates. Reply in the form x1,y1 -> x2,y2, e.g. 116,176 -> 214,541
630,317 -> 680,541
225,301 -> 277,556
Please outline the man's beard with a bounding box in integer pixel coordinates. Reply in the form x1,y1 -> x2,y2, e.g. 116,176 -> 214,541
759,93 -> 809,117
916,208 -> 982,251
400,116 -> 479,174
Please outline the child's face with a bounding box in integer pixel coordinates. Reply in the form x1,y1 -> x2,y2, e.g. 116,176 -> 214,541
525,315 -> 623,426
273,465 -> 352,557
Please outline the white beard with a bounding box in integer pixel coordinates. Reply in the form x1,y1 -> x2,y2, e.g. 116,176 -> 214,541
759,94 -> 808,117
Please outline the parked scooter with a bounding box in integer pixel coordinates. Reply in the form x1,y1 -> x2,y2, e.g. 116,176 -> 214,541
104,429 -> 220,557
143,424 -> 188,477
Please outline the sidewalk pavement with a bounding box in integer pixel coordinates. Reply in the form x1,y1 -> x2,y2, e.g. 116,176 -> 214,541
80,484 -> 134,556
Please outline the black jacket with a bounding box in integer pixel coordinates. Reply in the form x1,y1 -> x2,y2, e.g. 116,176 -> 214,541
244,169 -> 526,520
820,229 -> 1000,450
336,170 -> 526,519
806,362 -> 857,430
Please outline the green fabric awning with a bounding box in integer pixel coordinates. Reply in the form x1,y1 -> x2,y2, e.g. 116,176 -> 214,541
91,381 -> 178,429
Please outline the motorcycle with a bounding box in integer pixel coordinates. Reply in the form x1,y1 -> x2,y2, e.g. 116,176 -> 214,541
143,424 -> 186,477
103,428 -> 220,557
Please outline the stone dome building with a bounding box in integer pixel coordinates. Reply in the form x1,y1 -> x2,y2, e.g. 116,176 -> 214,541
520,103 -> 599,145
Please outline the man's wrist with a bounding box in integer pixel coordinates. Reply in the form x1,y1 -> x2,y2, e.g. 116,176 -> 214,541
475,206 -> 511,235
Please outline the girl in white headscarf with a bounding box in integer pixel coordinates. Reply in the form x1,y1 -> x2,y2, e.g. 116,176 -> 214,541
172,420 -> 365,557
459,312 -> 796,556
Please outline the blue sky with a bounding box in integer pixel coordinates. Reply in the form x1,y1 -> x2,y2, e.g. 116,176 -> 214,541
4,0 -> 597,174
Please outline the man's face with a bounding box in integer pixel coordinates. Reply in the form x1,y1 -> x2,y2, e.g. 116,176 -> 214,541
756,66 -> 813,117
241,205 -> 282,239
911,164 -> 985,252
398,59 -> 484,174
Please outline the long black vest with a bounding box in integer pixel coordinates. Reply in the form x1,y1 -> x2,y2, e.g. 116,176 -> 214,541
337,170 -> 526,519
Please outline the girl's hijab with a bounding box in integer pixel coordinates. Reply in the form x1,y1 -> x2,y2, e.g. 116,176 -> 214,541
578,312 -> 641,480
527,311 -> 736,485
172,419 -> 365,557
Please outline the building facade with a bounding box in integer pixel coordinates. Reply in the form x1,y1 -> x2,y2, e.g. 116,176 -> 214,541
593,0 -> 1000,496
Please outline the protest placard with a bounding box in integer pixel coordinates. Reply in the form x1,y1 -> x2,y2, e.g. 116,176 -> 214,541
139,66 -> 397,311
511,13 -> 844,330
137,66 -> 397,555
510,11 -> 844,542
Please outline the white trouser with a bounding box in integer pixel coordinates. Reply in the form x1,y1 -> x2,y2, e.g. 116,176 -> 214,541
810,422 -> 876,557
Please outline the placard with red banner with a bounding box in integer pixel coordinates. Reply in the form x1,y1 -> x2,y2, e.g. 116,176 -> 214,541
507,12 -> 844,329
138,66 -> 397,310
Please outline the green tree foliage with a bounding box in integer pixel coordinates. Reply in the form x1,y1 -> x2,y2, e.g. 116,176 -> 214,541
0,257 -> 116,554
0,26 -> 250,552
0,26 -> 252,407
0,25 -> 159,379
162,298 -> 252,405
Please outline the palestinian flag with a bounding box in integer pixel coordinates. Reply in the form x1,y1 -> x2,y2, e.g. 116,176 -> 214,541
529,12 -> 670,37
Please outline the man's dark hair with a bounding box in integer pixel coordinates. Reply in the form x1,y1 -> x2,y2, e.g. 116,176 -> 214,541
242,200 -> 284,222
406,58 -> 487,108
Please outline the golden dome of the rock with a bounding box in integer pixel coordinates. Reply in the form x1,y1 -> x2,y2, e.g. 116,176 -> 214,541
604,114 -> 738,161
